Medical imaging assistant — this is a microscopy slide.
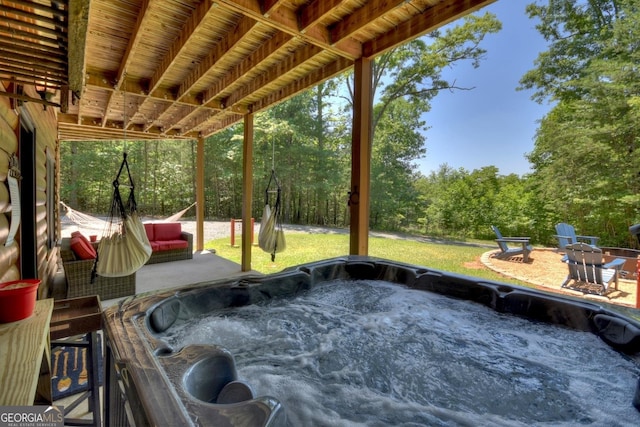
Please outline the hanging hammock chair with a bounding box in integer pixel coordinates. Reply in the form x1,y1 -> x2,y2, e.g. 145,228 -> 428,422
92,153 -> 152,278
258,169 -> 286,261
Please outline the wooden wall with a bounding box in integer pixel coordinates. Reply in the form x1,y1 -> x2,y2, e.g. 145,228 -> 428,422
0,83 -> 60,298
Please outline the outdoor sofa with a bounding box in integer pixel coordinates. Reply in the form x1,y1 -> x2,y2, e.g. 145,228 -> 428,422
143,222 -> 193,264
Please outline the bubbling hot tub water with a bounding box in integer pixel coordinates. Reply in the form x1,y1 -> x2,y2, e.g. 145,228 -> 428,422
160,280 -> 640,426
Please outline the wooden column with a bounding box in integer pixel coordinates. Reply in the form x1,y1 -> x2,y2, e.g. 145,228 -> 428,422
241,113 -> 254,271
195,136 -> 205,251
349,57 -> 373,255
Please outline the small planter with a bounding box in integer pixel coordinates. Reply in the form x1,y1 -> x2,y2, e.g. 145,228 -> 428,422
0,279 -> 41,323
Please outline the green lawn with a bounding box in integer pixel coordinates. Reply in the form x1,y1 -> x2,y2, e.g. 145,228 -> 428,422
204,232 -> 526,285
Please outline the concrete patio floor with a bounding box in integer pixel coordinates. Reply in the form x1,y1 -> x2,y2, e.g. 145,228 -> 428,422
101,250 -> 259,308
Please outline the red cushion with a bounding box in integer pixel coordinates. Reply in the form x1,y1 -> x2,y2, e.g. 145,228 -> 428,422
144,223 -> 155,241
70,231 -> 97,260
156,240 -> 189,251
153,223 -> 182,241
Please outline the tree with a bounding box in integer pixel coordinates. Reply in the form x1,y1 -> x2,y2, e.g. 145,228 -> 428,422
340,12 -> 502,230
369,98 -> 425,229
522,0 -> 640,246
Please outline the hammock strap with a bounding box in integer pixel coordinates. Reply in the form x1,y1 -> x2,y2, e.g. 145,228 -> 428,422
264,169 -> 281,206
111,152 -> 138,220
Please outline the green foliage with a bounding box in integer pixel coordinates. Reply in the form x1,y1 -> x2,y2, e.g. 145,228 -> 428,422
415,165 -> 540,242
522,0 -> 640,247
60,140 -> 196,218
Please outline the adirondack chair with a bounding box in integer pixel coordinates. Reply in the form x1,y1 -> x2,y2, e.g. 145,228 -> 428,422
491,225 -> 533,263
561,242 -> 625,296
554,222 -> 599,250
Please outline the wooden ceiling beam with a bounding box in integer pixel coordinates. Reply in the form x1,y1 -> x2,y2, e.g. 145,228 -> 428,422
329,0 -> 407,43
150,12 -> 258,134
100,0 -> 151,128
222,42 -> 324,109
172,108 -> 215,136
114,0 -> 151,92
364,0 -> 495,57
196,110 -> 245,138
244,55 -> 352,120
0,58 -> 66,79
176,100 -> 251,136
58,114 -> 188,140
141,0 -> 219,132
297,0 -> 342,32
200,30 -> 293,107
186,102 -> 250,134
254,57 -> 351,113
260,0 -> 286,17
147,0 -> 216,97
57,124 -> 188,141
160,104 -> 196,134
215,0 -> 362,60
176,15 -> 258,102
85,70 -> 222,113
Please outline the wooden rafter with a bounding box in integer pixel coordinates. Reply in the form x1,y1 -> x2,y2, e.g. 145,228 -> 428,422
364,0 -> 493,56
330,0 -> 408,45
4,0 -> 496,141
215,0 -> 363,60
148,0 -> 216,98
100,0 -> 151,128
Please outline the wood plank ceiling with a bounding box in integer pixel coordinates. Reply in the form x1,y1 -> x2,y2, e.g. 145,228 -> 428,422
1,0 -> 496,141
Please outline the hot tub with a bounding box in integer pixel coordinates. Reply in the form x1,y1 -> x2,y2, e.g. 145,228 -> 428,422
102,256 -> 640,426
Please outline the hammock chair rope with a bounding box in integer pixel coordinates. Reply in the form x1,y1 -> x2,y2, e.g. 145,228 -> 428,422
92,152 -> 152,279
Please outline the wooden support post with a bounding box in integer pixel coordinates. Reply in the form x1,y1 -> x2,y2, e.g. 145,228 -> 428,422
230,219 -> 237,247
636,256 -> 639,309
349,57 -> 373,255
196,137 -> 205,251
241,113 -> 254,271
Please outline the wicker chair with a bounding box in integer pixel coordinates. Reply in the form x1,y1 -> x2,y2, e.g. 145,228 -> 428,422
60,238 -> 136,300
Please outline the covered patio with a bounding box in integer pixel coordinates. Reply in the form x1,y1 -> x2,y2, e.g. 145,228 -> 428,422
1,0 -> 496,279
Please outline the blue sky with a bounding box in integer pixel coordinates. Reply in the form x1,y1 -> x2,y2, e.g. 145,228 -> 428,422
416,1 -> 553,177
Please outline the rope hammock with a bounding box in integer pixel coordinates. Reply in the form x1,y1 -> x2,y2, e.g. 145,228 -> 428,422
258,168 -> 286,261
162,202 -> 196,222
62,201 -> 196,231
61,201 -> 108,231
92,153 -> 152,278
